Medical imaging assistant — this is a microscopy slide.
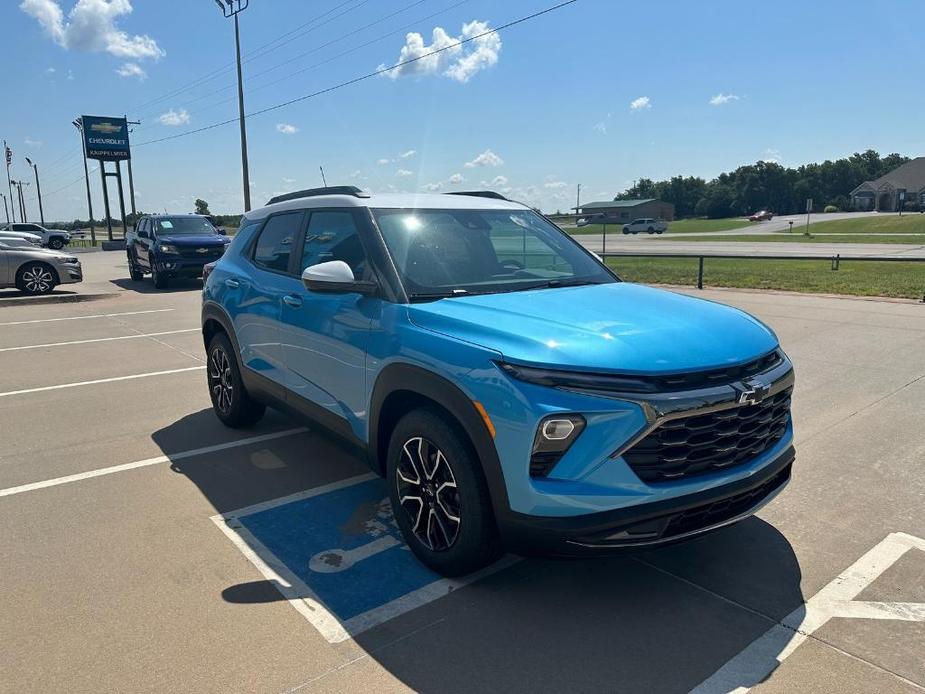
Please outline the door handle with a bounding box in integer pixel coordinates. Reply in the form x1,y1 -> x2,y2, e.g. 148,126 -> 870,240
282,294 -> 303,308
224,278 -> 240,289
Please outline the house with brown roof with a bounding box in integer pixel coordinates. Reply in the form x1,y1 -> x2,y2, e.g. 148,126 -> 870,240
850,157 -> 925,211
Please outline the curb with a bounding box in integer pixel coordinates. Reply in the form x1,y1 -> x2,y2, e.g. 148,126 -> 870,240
0,292 -> 116,308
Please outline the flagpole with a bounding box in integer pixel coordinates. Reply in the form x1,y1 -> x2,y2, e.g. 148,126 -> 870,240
4,140 -> 15,223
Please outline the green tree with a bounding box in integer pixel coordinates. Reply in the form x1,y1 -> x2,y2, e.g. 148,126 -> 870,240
194,198 -> 211,215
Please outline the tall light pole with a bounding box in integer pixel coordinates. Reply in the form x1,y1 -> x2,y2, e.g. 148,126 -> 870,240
214,0 -> 252,212
73,118 -> 96,244
11,180 -> 30,222
1,192 -> 9,223
24,157 -> 44,225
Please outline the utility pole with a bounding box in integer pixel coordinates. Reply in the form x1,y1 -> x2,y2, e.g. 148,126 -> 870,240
214,0 -> 252,212
12,180 -> 30,222
24,158 -> 44,224
73,118 -> 96,244
125,116 -> 140,226
1,192 -> 9,223
576,183 -> 581,216
4,140 -> 15,223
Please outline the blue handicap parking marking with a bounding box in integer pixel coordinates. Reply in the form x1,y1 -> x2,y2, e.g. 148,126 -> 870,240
236,477 -> 442,623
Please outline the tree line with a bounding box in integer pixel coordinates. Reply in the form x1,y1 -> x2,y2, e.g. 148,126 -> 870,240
615,150 -> 911,218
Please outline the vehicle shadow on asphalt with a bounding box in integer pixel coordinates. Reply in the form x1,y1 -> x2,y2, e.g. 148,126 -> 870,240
154,409 -> 804,693
109,278 -> 204,293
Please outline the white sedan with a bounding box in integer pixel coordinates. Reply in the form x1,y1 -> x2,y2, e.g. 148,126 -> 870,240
622,218 -> 668,234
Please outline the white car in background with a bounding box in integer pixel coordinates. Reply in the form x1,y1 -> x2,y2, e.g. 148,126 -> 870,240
0,229 -> 43,246
622,217 -> 668,235
0,223 -> 71,249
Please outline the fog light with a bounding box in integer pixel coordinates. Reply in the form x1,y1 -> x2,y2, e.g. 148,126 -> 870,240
531,414 -> 585,477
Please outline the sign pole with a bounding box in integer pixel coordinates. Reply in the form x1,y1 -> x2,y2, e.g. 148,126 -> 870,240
99,164 -> 113,242
115,160 -> 128,240
125,115 -> 138,227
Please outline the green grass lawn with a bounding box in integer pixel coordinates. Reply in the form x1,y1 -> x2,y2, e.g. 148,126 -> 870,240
564,218 -> 752,235
606,256 -> 925,300
667,234 -> 925,244
803,214 -> 925,234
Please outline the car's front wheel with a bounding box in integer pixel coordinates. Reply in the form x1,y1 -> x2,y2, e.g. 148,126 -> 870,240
47,237 -> 65,250
16,263 -> 58,295
387,409 -> 501,576
151,262 -> 168,289
127,251 -> 144,281
622,227 -> 630,235
207,332 -> 266,428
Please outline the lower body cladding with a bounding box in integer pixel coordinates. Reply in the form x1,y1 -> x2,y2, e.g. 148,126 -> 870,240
497,445 -> 794,555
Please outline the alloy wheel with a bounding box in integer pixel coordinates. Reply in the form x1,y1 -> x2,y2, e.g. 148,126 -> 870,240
208,346 -> 234,414
396,437 -> 461,551
22,265 -> 54,293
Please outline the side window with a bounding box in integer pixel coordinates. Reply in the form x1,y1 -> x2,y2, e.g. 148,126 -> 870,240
137,219 -> 147,234
12,224 -> 28,232
253,211 -> 301,273
299,211 -> 370,279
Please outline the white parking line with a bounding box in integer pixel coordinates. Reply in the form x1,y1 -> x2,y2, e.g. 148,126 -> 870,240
0,427 -> 308,498
0,366 -> 205,398
0,308 -> 174,327
0,329 -> 198,352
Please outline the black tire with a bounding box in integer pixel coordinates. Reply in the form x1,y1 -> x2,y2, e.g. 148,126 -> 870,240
152,262 -> 169,289
15,262 -> 58,295
622,228 -> 630,235
647,227 -> 655,234
387,408 -> 501,576
206,332 -> 266,428
656,229 -> 664,234
128,251 -> 144,281
48,237 -> 65,250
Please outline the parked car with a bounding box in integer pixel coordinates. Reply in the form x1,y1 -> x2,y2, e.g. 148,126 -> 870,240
201,187 -> 795,576
575,213 -> 605,227
0,229 -> 43,246
0,223 -> 71,249
622,217 -> 668,234
0,239 -> 83,294
125,214 -> 230,289
748,210 -> 774,221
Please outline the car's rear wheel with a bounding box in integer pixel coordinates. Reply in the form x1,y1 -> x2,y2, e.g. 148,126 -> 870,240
622,227 -> 630,235
387,408 -> 500,576
656,229 -> 664,234
16,263 -> 58,295
127,251 -> 144,281
647,227 -> 655,234
207,332 -> 265,428
152,262 -> 169,289
48,237 -> 65,250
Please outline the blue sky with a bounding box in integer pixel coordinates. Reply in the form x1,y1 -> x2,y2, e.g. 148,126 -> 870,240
3,0 -> 924,220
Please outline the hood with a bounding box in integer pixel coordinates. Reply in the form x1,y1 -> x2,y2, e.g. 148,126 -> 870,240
408,283 -> 778,374
159,234 -> 227,246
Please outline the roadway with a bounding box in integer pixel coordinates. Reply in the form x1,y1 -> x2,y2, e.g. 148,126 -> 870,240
1,252 -> 924,692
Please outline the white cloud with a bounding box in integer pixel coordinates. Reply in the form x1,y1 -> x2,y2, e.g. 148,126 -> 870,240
489,175 -> 507,186
630,96 -> 651,110
762,148 -> 782,163
25,137 -> 43,147
377,158 -> 391,165
544,180 -> 567,189
592,121 -> 607,135
20,0 -> 165,60
115,61 -> 146,80
448,173 -> 465,184
349,169 -> 363,179
709,93 -> 740,106
464,149 -> 503,168
379,19 -> 501,83
396,169 -> 414,177
399,149 -> 417,159
45,66 -> 56,74
422,182 -> 443,192
282,177 -> 296,185
157,108 -> 190,126
276,123 -> 298,135
66,68 -> 74,80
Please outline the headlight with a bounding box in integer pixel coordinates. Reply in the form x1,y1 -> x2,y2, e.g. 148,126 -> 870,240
159,243 -> 178,254
60,256 -> 80,264
530,413 -> 586,477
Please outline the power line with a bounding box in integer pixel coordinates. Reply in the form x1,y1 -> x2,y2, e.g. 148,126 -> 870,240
135,1 -> 578,149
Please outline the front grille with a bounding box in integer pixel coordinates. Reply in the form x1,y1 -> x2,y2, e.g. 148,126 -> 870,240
178,246 -> 224,259
622,387 -> 792,483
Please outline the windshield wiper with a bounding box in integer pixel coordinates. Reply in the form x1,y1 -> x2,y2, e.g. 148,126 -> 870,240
408,289 -> 470,302
509,278 -> 603,292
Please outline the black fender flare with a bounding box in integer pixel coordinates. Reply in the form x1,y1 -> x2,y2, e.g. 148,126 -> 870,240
201,301 -> 242,364
369,363 -> 511,520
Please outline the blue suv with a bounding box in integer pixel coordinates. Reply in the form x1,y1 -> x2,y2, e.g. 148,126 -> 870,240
201,187 -> 795,576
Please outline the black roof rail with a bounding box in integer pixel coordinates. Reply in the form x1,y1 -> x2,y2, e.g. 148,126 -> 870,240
446,190 -> 509,201
266,185 -> 370,206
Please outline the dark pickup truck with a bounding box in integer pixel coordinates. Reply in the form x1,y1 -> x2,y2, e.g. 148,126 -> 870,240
126,214 -> 230,289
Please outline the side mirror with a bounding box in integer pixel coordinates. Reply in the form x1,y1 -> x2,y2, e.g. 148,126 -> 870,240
217,227 -> 227,236
301,260 -> 377,295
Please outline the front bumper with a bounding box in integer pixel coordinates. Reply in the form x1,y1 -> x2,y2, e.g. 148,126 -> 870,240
59,263 -> 83,284
155,257 -> 215,277
498,443 -> 794,556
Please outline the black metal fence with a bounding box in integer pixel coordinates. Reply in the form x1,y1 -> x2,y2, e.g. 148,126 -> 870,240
598,252 -> 925,302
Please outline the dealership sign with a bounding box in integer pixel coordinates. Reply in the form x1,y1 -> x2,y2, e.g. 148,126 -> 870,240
81,115 -> 131,161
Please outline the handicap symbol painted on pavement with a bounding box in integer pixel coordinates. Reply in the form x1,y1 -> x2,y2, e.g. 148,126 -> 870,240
212,473 -> 515,643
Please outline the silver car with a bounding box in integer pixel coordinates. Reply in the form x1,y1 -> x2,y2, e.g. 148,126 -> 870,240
0,240 -> 83,295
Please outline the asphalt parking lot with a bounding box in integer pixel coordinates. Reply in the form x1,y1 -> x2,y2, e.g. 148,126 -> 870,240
2,252 -> 924,693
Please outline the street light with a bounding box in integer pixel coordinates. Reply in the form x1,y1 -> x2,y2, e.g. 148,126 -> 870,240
10,179 -> 30,223
73,118 -> 96,244
1,192 -> 9,224
24,157 -> 44,225
213,0 -> 252,212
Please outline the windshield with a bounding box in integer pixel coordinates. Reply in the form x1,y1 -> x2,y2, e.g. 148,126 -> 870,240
154,217 -> 216,235
373,208 -> 615,300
